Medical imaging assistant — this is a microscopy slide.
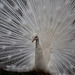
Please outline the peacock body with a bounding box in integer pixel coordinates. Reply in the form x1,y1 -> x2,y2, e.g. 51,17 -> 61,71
0,0 -> 75,75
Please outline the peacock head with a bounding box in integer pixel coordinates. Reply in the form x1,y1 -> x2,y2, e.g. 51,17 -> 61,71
32,33 -> 38,42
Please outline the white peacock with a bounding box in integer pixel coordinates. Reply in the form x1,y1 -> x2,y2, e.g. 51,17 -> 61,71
0,0 -> 75,75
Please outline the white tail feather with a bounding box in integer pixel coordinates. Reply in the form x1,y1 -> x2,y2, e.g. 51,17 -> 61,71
0,0 -> 75,75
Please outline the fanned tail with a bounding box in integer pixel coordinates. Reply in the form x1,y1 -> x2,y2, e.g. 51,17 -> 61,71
0,0 -> 75,75
0,0 -> 36,72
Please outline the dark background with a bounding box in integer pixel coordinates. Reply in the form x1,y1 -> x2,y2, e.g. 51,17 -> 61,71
0,69 -> 33,75
0,69 -> 50,75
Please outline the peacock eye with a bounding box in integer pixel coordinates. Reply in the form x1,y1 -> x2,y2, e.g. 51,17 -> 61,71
35,36 -> 37,39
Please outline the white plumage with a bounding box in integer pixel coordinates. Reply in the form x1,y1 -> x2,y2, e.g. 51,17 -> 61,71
0,0 -> 75,75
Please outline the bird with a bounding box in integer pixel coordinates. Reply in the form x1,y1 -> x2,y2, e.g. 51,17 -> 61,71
0,0 -> 75,75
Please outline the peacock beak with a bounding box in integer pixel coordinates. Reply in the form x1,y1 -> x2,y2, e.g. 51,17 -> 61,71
32,38 -> 35,42
32,34 -> 38,42
32,36 -> 38,42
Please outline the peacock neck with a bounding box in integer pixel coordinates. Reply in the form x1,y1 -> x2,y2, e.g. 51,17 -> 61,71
35,38 -> 47,71
35,38 -> 40,49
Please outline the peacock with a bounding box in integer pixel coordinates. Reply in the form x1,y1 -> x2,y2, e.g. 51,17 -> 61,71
0,0 -> 75,75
